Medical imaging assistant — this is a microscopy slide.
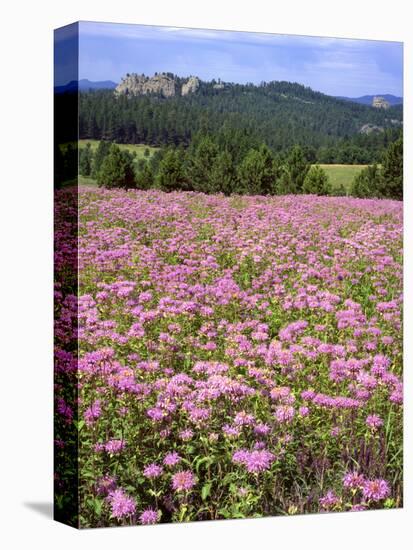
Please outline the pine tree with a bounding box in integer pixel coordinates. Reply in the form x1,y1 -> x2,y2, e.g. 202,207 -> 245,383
279,145 -> 310,194
54,143 -> 65,189
237,145 -> 277,195
187,136 -> 219,192
135,159 -> 153,190
350,164 -> 380,198
87,115 -> 98,139
210,151 -> 237,195
92,141 -> 112,179
79,143 -> 94,177
302,165 -> 331,195
97,144 -> 136,189
380,136 -> 403,200
156,148 -> 190,191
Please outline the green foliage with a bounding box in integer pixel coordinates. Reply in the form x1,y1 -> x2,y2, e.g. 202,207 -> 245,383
302,165 -> 331,195
380,136 -> 403,200
92,140 -> 112,179
55,142 -> 78,187
350,164 -> 381,198
156,148 -> 191,191
135,159 -> 154,190
79,143 -> 94,176
96,144 -> 136,189
237,145 -> 278,195
348,138 -> 402,200
79,82 -> 403,163
279,145 -> 310,194
84,133 -> 402,201
187,136 -> 219,192
210,151 -> 237,196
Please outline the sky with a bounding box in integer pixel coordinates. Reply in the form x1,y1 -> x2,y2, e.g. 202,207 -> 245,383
57,21 -> 403,97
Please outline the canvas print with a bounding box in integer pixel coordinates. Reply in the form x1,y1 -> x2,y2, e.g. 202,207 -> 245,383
54,21 -> 403,529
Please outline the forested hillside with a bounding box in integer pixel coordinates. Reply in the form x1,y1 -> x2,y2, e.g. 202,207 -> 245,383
79,77 -> 403,163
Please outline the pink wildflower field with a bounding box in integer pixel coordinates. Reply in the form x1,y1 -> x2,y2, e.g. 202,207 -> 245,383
54,188 -> 402,527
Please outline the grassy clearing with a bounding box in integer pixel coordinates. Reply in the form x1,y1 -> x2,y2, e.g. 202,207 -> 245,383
316,164 -> 368,192
78,175 -> 98,187
79,139 -> 159,160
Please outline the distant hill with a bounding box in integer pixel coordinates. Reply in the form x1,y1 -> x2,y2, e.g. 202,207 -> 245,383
79,79 -> 117,91
70,73 -> 403,163
336,94 -> 403,107
55,79 -> 117,93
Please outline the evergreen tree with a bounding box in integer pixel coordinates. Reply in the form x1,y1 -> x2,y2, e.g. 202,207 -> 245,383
237,145 -> 278,195
149,148 -> 167,175
210,151 -> 237,195
187,136 -> 219,192
78,84 -> 402,164
79,143 -> 93,176
156,148 -> 190,191
54,143 -> 65,189
92,140 -> 112,178
97,144 -> 136,189
60,142 -> 78,184
350,164 -> 381,198
135,159 -> 154,190
302,165 -> 331,195
380,136 -> 403,200
279,145 -> 310,194
87,115 -> 98,139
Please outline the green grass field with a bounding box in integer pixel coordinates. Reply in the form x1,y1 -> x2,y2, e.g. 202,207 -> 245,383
79,140 -> 159,160
316,164 -> 368,192
77,175 -> 98,186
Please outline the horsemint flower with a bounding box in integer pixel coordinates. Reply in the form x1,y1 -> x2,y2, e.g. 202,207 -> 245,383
171,470 -> 196,492
106,488 -> 136,519
139,508 -> 160,525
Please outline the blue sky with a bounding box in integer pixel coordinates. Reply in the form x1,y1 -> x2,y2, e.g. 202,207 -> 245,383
72,21 -> 403,97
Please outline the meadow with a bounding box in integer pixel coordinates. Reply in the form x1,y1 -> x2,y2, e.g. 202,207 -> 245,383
317,164 -> 368,192
54,188 -> 403,527
79,139 -> 159,159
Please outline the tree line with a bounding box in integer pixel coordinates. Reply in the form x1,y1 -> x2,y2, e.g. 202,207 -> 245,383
79,133 -> 402,199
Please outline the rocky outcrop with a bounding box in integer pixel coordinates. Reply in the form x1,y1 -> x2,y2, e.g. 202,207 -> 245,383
115,73 -> 177,98
359,123 -> 384,135
181,76 -> 200,96
115,73 -> 201,98
372,96 -> 390,109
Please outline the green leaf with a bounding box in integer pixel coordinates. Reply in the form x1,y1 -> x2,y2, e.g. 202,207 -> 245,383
201,482 -> 212,501
93,499 -> 103,516
178,504 -> 188,522
384,498 -> 395,509
74,420 -> 85,432
194,456 -> 213,474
